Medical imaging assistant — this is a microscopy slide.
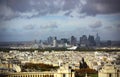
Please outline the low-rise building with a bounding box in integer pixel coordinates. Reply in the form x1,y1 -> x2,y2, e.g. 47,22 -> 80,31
99,63 -> 120,77
0,65 -> 75,77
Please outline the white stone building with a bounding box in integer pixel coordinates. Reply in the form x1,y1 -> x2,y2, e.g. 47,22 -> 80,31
98,63 -> 120,77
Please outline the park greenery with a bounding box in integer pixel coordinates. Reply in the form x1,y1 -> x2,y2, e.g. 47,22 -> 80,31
74,68 -> 98,77
22,63 -> 59,72
0,47 -> 120,52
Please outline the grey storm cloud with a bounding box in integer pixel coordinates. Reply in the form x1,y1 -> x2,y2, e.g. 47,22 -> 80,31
0,0 -> 82,19
89,21 -> 102,29
0,0 -> 120,19
81,0 -> 120,15
6,0 -> 81,12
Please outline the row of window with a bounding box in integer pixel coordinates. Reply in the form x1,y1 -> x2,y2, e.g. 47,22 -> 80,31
8,74 -> 54,77
109,73 -> 119,77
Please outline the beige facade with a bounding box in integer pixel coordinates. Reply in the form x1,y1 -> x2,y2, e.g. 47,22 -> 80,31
98,63 -> 120,77
2,66 -> 75,77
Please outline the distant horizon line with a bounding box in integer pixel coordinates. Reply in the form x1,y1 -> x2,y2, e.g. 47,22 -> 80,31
0,40 -> 120,43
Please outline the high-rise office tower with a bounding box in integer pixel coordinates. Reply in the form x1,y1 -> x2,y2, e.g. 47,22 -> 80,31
95,33 -> 101,46
88,35 -> 95,46
53,36 -> 57,47
47,36 -> 53,45
80,35 -> 88,47
71,36 -> 77,46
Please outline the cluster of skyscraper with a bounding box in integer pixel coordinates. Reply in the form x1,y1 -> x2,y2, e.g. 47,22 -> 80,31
80,33 -> 100,47
38,33 -> 101,48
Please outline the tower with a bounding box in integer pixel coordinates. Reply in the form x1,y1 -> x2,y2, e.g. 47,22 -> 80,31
88,35 -> 95,46
80,35 -> 88,47
95,33 -> 100,46
71,36 -> 77,46
53,36 -> 57,47
47,36 -> 53,45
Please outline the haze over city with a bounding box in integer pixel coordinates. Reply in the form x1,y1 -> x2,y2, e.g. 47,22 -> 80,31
0,0 -> 120,42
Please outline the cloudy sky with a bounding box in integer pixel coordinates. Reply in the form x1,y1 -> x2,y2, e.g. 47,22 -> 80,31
0,0 -> 120,42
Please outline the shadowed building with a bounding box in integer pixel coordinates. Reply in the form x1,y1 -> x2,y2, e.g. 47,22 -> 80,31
88,35 -> 95,47
80,35 -> 88,47
71,36 -> 77,46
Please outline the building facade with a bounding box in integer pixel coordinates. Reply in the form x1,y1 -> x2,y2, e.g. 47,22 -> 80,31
71,36 -> 77,46
1,66 -> 75,77
98,63 -> 120,77
95,33 -> 100,46
80,35 -> 88,47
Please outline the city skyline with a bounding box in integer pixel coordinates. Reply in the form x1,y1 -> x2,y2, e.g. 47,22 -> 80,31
0,0 -> 120,42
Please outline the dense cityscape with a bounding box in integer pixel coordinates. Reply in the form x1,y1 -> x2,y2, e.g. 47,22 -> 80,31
0,0 -> 120,77
0,34 -> 120,50
0,34 -> 120,77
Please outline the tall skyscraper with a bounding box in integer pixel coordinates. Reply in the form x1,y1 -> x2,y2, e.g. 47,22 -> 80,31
52,36 -> 57,47
47,36 -> 53,45
95,33 -> 101,46
80,35 -> 88,47
88,35 -> 95,46
71,36 -> 77,46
